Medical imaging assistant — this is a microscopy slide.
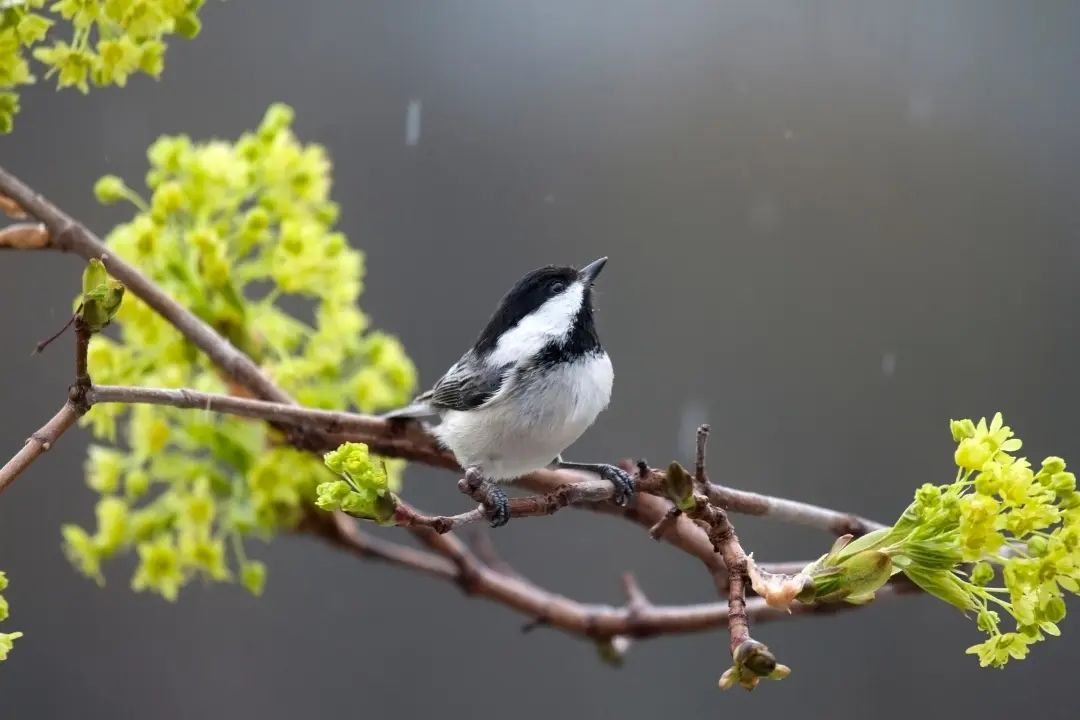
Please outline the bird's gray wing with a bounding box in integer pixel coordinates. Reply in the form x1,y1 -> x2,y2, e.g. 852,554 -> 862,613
426,355 -> 507,412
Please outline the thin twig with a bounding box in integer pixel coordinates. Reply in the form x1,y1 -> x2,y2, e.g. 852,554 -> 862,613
0,402 -> 81,496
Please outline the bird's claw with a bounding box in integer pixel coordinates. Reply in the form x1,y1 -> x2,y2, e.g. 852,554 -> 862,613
601,464 -> 636,507
484,486 -> 511,528
462,468 -> 511,528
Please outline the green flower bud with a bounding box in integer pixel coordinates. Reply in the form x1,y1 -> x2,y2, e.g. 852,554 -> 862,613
976,608 -> 1000,633
1043,596 -> 1067,624
664,461 -> 696,512
176,13 -> 202,39
125,470 -> 150,499
82,258 -> 109,295
1025,535 -> 1049,557
951,418 -> 976,442
1040,456 -> 1067,476
970,561 -> 995,586
915,483 -> 941,507
93,175 -> 128,204
259,103 -> 295,139
81,280 -> 125,332
241,561 -> 267,596
1050,472 -> 1076,494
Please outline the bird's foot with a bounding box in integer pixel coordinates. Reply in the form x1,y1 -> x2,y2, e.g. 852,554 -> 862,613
462,467 -> 511,528
556,461 -> 637,507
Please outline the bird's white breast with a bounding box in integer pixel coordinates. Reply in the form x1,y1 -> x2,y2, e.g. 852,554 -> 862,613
435,352 -> 614,480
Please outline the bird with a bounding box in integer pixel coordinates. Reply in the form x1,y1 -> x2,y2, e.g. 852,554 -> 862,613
384,256 -> 634,527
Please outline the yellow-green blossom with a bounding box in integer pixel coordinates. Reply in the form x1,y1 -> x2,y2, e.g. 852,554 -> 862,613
59,105 -> 416,602
1,0 -> 208,131
131,537 -> 184,601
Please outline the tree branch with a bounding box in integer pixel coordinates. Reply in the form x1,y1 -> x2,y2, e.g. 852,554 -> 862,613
0,402 -> 81,496
0,163 -> 909,670
84,383 -> 881,536
0,302 -> 95,496
0,167 -> 292,405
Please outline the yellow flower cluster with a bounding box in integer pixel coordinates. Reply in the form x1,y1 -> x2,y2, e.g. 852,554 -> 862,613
793,413 -> 1079,668
1,0 -> 209,132
0,571 -> 21,662
63,105 -> 415,601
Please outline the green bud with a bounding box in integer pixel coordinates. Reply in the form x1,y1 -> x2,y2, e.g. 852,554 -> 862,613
664,461 -> 696,512
828,526 -> 891,563
951,418 -> 976,441
837,550 -> 893,602
176,13 -> 202,38
1025,535 -> 1048,557
1043,596 -> 1067,624
259,103 -> 295,139
82,258 -> 109,295
81,281 -> 125,332
734,640 -> 777,676
719,640 -> 789,691
1040,456 -> 1067,476
970,561 -> 994,586
125,470 -> 150,499
1050,472 -> 1076,494
93,175 -> 128,204
976,608 -> 1000,633
241,561 -> 267,596
915,483 -> 941,507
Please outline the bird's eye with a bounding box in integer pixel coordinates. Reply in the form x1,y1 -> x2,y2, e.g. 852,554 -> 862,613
550,281 -> 566,294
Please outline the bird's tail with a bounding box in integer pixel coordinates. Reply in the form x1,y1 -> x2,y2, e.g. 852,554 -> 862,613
379,391 -> 437,420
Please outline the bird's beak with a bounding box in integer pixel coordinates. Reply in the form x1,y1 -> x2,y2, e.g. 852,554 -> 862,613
580,256 -> 608,284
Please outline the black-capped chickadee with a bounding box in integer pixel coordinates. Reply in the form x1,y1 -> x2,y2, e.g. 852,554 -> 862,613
385,257 -> 634,526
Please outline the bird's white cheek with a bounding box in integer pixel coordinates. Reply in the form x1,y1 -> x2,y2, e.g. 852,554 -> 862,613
490,284 -> 584,367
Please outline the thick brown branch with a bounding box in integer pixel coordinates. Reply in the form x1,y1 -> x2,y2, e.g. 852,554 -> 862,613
85,383 -> 879,536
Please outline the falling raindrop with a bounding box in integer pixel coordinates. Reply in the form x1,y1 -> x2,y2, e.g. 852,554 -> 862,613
881,351 -> 897,378
405,99 -> 422,146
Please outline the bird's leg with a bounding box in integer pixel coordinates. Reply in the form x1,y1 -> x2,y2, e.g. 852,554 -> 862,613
551,458 -> 636,507
461,467 -> 511,528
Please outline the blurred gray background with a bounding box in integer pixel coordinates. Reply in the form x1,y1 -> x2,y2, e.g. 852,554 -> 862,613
3,0 -> 1079,717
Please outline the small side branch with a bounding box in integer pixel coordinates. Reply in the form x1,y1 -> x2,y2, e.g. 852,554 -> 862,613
0,402 -> 81,496
0,307 -> 95,496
